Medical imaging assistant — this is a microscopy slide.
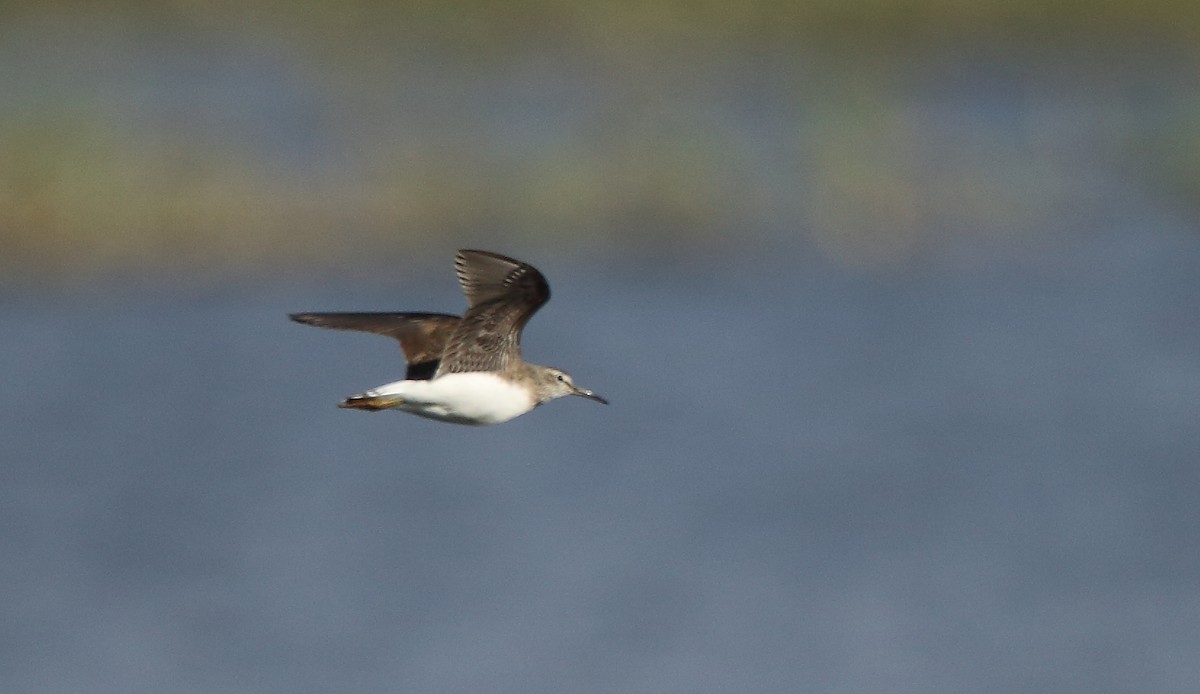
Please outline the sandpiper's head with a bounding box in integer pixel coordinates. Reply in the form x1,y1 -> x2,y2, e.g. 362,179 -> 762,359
538,367 -> 608,406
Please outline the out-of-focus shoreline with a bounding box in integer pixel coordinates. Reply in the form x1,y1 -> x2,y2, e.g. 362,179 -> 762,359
2,2 -> 1197,283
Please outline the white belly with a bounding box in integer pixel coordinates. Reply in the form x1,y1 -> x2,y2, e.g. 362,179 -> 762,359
366,372 -> 537,425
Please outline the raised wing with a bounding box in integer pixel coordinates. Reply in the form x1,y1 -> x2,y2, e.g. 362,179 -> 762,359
435,250 -> 550,375
290,312 -> 460,381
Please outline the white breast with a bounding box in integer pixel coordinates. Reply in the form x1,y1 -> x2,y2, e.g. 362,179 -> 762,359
366,372 -> 538,425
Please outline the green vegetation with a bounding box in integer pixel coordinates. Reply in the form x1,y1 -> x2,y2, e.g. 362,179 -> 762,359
1,1 -> 1198,282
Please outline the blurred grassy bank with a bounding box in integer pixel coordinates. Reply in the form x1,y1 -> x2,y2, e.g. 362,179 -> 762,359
2,0 -> 1199,284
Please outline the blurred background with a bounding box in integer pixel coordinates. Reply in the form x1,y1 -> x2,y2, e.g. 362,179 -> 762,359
2,1 -> 1199,692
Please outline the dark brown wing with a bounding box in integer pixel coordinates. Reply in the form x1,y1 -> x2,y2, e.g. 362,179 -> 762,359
290,312 -> 460,381
435,250 -> 550,375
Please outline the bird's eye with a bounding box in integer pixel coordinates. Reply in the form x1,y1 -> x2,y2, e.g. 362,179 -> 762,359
557,374 -> 565,382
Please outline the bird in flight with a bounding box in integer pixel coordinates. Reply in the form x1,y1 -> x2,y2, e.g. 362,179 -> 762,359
291,249 -> 607,425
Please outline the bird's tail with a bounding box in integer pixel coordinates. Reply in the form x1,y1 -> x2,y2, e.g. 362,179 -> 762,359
338,393 -> 404,411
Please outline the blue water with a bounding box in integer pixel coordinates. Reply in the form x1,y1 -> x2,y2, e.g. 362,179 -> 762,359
2,226 -> 1199,693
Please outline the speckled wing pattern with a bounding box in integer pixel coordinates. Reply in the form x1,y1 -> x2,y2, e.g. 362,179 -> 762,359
289,312 -> 461,380
435,250 -> 551,376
